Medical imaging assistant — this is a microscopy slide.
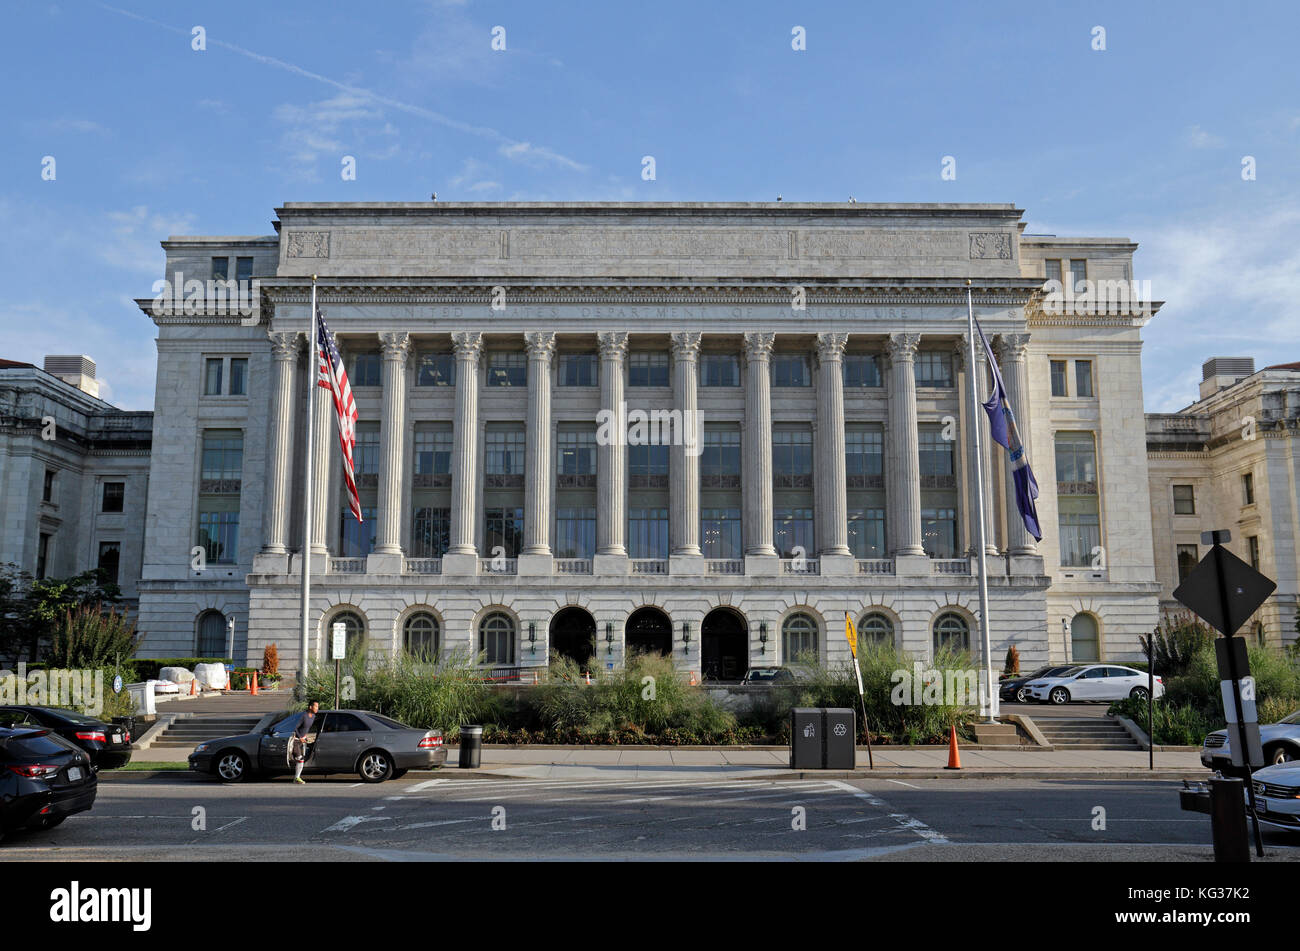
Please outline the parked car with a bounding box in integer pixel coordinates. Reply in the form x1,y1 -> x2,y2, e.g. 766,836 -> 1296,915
741,667 -> 799,686
0,706 -> 132,770
188,709 -> 446,783
1201,709 -> 1300,774
1024,664 -> 1164,704
1251,761 -> 1300,831
0,726 -> 98,841
1000,666 -> 1079,703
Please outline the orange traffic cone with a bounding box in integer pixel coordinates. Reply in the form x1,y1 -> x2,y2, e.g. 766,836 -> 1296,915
584,670 -> 592,685
944,724 -> 962,770
189,677 -> 197,696
532,670 -> 539,685
250,671 -> 259,696
688,671 -> 698,686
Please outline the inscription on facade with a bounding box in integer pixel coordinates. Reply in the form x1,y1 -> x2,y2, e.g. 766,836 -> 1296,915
968,231 -> 1013,260
285,231 -> 330,258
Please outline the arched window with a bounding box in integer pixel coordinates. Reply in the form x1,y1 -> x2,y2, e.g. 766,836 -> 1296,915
932,612 -> 970,654
859,612 -> 894,648
782,613 -> 819,662
404,612 -> 440,659
479,611 -> 516,666
197,610 -> 226,657
1070,613 -> 1100,662
330,610 -> 365,656
1253,621 -> 1266,647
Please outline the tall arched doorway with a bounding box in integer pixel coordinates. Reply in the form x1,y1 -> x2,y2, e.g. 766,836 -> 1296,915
1070,613 -> 1100,662
625,607 -> 672,657
701,608 -> 747,682
550,607 -> 596,668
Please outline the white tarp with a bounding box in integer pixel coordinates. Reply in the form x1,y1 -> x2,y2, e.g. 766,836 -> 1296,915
193,663 -> 229,690
159,666 -> 195,685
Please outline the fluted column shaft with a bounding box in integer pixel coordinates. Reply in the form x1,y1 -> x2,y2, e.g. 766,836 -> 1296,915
886,333 -> 924,556
522,332 -> 556,556
743,333 -> 776,557
669,333 -> 701,556
375,332 -> 411,554
998,333 -> 1037,555
309,345 -> 333,554
597,332 -> 628,556
447,332 -> 482,556
264,331 -> 300,554
815,333 -> 851,556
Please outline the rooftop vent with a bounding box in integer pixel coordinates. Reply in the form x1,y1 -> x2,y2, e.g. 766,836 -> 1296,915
43,355 -> 99,398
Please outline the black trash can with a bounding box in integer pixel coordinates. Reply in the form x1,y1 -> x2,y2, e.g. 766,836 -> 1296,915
458,725 -> 483,769
790,708 -> 823,769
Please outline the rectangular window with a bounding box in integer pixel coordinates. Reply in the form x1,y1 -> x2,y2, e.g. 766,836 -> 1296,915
847,508 -> 886,558
486,352 -> 526,387
485,429 -> 525,475
701,428 -> 741,486
918,427 -> 955,478
914,351 -> 954,388
700,508 -> 742,559
557,353 -> 598,387
235,256 -> 253,284
1242,472 -> 1255,505
353,424 -> 380,476
229,358 -> 248,396
628,508 -> 669,559
628,352 -> 669,387
42,468 -> 55,503
842,354 -> 882,388
416,351 -> 455,386
1055,432 -> 1098,487
700,354 -> 740,387
845,427 -> 884,481
1044,258 -> 1063,284
1058,496 -> 1100,567
772,429 -> 813,486
204,358 -> 223,395
484,507 -> 524,558
555,507 -> 597,559
349,353 -> 382,387
211,257 -> 229,281
37,532 -> 50,579
339,506 -> 376,558
628,443 -> 669,481
413,430 -> 453,476
1069,259 -> 1087,292
557,430 -> 597,475
101,481 -> 125,513
1172,484 -> 1196,515
200,430 -> 244,485
411,507 -> 451,558
771,354 -> 811,387
773,507 -> 815,558
921,508 -> 958,559
197,509 -> 239,564
1050,360 -> 1068,397
97,541 -> 121,585
1248,535 -> 1260,571
1176,544 -> 1198,583
1075,360 -> 1094,398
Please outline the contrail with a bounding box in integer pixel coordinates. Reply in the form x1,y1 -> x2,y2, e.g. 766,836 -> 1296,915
95,1 -> 589,172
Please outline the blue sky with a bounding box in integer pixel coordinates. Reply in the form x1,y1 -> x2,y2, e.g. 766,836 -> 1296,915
2,0 -> 1298,411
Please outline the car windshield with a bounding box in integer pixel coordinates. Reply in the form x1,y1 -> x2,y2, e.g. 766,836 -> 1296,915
3,733 -> 72,757
745,669 -> 786,682
36,708 -> 102,725
1279,711 -> 1300,726
268,713 -> 303,735
368,715 -> 411,730
1056,667 -> 1085,677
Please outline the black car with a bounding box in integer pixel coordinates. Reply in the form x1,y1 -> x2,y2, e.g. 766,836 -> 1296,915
999,666 -> 1078,703
0,706 -> 133,770
0,726 -> 98,840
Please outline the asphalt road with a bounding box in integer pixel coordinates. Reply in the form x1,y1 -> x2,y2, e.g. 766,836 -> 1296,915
4,773 -> 1299,861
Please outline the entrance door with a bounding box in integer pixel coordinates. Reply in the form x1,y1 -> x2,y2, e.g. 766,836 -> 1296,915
625,607 -> 672,656
550,607 -> 597,669
701,608 -> 747,682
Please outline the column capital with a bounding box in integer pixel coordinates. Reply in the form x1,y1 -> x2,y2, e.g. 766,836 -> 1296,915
996,332 -> 1032,360
885,332 -> 921,362
451,331 -> 483,358
524,331 -> 557,360
670,331 -> 702,360
951,339 -> 969,372
815,332 -> 849,363
379,331 -> 412,359
597,331 -> 629,359
268,330 -> 302,360
743,331 -> 775,361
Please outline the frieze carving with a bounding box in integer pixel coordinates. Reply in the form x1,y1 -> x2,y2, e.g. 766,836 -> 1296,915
286,231 -> 330,258
968,232 -> 1012,260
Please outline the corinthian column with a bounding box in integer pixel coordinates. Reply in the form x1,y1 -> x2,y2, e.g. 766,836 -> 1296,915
519,332 -> 556,574
997,332 -> 1038,557
885,332 -> 924,561
444,332 -> 482,574
373,332 -> 411,566
965,342 -> 999,556
262,331 -> 301,556
815,333 -> 852,570
743,332 -> 777,567
309,345 -> 333,556
596,332 -> 629,573
669,332 -> 702,569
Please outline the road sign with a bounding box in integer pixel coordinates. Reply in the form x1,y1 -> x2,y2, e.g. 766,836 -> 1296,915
331,622 -> 346,661
1173,544 -> 1275,636
844,614 -> 858,657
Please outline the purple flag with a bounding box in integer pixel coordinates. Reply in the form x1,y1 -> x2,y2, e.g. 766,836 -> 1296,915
974,319 -> 1042,541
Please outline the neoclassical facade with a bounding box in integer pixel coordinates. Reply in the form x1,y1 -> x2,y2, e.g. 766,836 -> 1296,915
133,202 -> 1161,672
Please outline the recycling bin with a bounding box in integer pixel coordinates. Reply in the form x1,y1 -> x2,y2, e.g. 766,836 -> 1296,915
458,724 -> 483,769
823,708 -> 856,769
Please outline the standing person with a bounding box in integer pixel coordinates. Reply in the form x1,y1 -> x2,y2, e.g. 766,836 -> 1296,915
290,700 -> 319,784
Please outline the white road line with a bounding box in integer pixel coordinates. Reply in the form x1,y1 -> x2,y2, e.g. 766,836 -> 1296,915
825,780 -> 950,846
322,815 -> 393,833
397,818 -> 478,830
408,779 -> 449,792
886,779 -> 921,789
213,817 -> 248,834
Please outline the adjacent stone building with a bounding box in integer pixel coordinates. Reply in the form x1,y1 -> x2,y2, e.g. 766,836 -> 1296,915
128,202 -> 1163,672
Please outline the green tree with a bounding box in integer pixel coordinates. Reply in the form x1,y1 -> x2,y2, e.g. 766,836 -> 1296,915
23,568 -> 123,661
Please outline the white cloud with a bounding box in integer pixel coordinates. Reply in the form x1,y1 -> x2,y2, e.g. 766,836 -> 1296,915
1185,125 -> 1226,149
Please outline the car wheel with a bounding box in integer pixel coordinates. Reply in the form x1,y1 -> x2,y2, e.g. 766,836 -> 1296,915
1130,686 -> 1150,702
1016,687 -> 1029,703
215,750 -> 250,783
1049,686 -> 1070,705
1269,746 -> 1298,766
358,750 -> 394,783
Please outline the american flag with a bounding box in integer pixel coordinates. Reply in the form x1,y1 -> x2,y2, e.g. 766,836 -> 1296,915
316,310 -> 362,523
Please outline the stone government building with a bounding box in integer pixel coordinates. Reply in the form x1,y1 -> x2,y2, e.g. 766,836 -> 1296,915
113,200 -> 1171,674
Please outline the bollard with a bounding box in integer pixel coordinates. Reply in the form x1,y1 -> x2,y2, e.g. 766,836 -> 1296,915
1209,777 -> 1251,862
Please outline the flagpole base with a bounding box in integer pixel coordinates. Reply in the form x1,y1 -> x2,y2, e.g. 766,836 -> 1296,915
1007,553 -> 1046,577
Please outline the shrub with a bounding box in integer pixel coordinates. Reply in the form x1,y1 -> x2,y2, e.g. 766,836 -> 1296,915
1004,645 -> 1020,677
44,603 -> 140,670
1140,616 -> 1215,677
262,643 -> 279,676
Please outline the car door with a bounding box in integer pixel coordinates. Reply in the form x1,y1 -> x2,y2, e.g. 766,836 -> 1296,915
311,713 -> 372,771
1070,667 -> 1105,699
258,712 -> 302,771
1103,667 -> 1139,700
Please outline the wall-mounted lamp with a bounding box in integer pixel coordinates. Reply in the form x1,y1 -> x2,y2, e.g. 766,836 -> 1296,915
681,621 -> 692,653
759,622 -> 768,655
606,622 -> 614,656
528,622 -> 536,657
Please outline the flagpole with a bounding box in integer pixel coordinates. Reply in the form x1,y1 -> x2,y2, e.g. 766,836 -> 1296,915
298,275 -> 318,696
966,280 -> 996,723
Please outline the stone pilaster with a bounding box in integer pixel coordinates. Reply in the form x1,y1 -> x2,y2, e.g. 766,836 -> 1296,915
261,331 -> 301,559
595,332 -> 629,575
966,341 -> 1000,557
885,332 -> 927,572
997,332 -> 1041,566
309,345 -> 333,559
815,333 -> 853,574
443,332 -> 482,575
669,332 -> 703,572
743,332 -> 778,573
519,332 -> 556,575
370,331 -> 411,572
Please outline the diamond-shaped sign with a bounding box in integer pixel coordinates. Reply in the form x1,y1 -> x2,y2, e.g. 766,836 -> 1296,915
1173,545 -> 1276,636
